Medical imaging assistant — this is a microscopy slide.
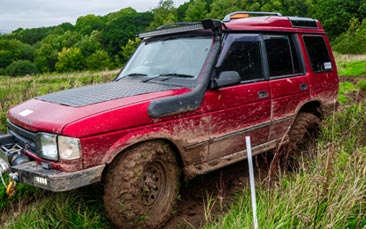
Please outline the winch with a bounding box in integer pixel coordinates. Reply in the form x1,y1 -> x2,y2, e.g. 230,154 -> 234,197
0,141 -> 30,197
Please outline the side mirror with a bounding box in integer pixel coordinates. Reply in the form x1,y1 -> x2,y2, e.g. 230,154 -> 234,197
210,71 -> 241,89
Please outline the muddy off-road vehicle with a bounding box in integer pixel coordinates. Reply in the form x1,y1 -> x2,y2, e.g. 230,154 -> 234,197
0,11 -> 338,227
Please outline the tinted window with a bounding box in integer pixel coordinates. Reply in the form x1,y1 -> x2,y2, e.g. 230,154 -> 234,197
264,35 -> 302,77
220,40 -> 262,81
303,36 -> 332,72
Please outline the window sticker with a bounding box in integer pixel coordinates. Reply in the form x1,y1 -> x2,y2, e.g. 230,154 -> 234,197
324,62 -> 332,70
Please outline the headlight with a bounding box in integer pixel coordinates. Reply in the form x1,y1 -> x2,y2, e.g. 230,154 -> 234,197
58,136 -> 81,160
40,133 -> 58,160
38,133 -> 81,161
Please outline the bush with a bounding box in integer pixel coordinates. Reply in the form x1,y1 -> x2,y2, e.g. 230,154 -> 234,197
333,18 -> 366,54
5,60 -> 38,77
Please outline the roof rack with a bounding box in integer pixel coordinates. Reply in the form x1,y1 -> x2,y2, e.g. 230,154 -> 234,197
139,19 -> 222,39
223,11 -> 282,22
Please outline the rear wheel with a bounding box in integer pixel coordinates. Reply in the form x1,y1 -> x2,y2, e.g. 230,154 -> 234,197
275,112 -> 321,171
104,141 -> 180,228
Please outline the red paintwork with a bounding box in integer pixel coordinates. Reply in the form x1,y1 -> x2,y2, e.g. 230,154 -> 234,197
8,88 -> 190,135
6,15 -> 338,175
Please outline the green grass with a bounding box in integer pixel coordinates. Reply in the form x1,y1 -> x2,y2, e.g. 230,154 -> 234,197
337,60 -> 366,76
338,81 -> 358,104
3,186 -> 114,229
205,103 -> 366,228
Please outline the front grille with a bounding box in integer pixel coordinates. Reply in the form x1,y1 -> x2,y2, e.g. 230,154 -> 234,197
7,120 -> 38,154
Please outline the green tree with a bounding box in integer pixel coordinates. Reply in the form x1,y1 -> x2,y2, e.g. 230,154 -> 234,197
75,14 -> 105,35
184,0 -> 209,21
101,8 -> 152,62
148,0 -> 178,29
121,37 -> 141,62
34,34 -> 62,72
55,47 -> 84,72
333,17 -> 366,54
74,33 -> 102,57
0,39 -> 34,68
85,50 -> 112,70
313,0 -> 366,39
5,60 -> 38,77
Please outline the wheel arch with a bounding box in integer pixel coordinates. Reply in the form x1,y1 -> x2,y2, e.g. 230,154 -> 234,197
101,136 -> 185,178
297,100 -> 324,119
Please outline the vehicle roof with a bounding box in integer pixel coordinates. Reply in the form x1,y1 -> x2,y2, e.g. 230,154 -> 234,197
223,16 -> 324,33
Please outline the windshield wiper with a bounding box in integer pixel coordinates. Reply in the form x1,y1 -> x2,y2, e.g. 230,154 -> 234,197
159,73 -> 194,79
142,73 -> 194,83
123,73 -> 148,77
116,73 -> 148,81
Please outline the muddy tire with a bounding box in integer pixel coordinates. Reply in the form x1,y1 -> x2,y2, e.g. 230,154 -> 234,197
272,112 -> 321,173
103,141 -> 180,228
285,112 -> 321,168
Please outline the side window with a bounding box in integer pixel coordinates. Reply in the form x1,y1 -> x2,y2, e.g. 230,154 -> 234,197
303,36 -> 332,72
264,34 -> 302,77
220,38 -> 263,82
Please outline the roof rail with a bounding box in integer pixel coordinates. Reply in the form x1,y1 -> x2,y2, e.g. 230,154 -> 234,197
223,11 -> 282,22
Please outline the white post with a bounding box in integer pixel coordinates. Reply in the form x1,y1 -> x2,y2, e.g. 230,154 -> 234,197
246,136 -> 258,229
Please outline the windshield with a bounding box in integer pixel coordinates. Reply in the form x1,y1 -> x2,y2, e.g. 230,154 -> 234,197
117,37 -> 212,81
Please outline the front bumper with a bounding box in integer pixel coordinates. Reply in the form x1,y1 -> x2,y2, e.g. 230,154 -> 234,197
9,161 -> 105,192
0,134 -> 105,192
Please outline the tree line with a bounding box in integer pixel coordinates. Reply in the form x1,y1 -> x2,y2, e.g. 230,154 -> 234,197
1,0 -> 365,77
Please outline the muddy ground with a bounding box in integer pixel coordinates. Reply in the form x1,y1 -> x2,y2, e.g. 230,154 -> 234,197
164,153 -> 273,228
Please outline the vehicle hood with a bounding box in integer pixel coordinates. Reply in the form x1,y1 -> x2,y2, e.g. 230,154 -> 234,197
7,80 -> 188,135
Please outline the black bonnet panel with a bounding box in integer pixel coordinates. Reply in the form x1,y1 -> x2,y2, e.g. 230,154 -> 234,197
37,80 -> 180,107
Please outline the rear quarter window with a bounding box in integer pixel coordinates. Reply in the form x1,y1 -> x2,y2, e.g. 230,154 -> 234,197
303,36 -> 332,72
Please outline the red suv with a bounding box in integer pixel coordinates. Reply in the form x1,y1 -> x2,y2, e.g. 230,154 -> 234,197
0,11 -> 338,228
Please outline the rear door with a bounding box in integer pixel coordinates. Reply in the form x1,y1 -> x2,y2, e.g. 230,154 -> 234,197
301,35 -> 338,102
264,34 -> 310,141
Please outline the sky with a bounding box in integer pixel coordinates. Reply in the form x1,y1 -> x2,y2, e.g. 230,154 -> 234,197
0,0 -> 189,33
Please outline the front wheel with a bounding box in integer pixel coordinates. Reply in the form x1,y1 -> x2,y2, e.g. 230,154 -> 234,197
103,141 -> 180,228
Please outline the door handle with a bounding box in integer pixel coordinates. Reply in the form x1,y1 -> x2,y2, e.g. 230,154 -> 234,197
300,83 -> 308,91
258,90 -> 268,99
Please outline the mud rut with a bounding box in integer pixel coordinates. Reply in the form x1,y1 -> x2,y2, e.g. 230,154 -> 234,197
164,153 -> 273,228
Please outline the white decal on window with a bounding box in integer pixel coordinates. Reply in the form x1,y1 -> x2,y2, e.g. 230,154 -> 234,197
324,62 -> 332,70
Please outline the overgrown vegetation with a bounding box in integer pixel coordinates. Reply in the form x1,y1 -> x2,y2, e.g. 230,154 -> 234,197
205,101 -> 366,228
0,0 -> 365,76
0,71 -> 116,134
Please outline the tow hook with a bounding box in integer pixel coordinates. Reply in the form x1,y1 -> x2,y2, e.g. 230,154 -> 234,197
6,172 -> 19,197
0,158 -> 19,197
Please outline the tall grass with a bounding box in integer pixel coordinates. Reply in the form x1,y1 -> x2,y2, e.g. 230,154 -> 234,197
0,70 -> 117,134
205,103 -> 366,228
2,186 -> 114,228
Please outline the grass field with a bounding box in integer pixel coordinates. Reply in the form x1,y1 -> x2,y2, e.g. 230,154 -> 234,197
0,57 -> 366,228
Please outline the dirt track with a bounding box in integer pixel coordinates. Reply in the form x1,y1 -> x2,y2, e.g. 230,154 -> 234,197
164,152 -> 273,228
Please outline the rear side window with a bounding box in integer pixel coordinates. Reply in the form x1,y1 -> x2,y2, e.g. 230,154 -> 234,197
264,34 -> 303,77
303,36 -> 332,72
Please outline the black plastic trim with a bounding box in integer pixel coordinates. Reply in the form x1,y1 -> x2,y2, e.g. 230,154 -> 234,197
148,37 -> 221,118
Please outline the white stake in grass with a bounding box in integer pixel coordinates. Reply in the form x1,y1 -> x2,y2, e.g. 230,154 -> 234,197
246,136 -> 258,229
